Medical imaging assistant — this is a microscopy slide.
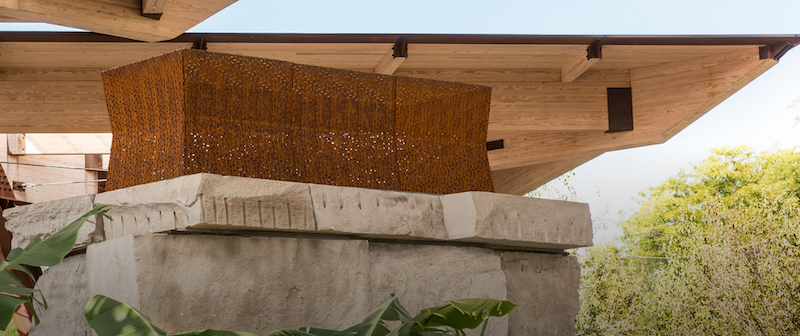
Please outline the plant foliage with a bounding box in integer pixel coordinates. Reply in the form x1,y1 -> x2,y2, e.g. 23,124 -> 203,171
577,147 -> 800,335
84,294 -> 517,336
0,206 -> 108,330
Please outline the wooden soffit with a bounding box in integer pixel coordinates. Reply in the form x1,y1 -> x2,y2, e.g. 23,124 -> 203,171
0,33 -> 797,193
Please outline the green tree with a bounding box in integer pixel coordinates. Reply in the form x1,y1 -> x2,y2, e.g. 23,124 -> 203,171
577,147 -> 800,335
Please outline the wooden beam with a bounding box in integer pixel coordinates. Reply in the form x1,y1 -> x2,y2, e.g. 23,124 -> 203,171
489,48 -> 771,170
561,40 -> 602,82
141,0 -> 168,19
374,38 -> 408,75
3,154 -> 98,203
374,50 -> 406,75
7,135 -> 25,156
492,153 -> 599,195
0,0 -> 236,42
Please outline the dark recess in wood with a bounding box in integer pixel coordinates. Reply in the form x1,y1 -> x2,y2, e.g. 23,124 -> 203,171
486,139 -> 504,151
606,88 -> 633,133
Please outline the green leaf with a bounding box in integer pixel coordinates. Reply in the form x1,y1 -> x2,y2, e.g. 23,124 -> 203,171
263,330 -> 317,336
297,327 -> 355,336
411,299 -> 517,330
344,294 -> 411,336
84,295 -> 167,336
0,295 -> 28,330
171,330 -> 259,336
0,207 -> 108,329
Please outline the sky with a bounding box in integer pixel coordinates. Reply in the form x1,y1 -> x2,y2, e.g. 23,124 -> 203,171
2,0 -> 800,242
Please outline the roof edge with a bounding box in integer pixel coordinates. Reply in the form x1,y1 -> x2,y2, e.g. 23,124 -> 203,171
1,32 -> 800,45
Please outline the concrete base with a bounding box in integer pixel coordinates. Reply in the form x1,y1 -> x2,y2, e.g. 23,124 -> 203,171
31,234 -> 579,336
18,175 -> 589,336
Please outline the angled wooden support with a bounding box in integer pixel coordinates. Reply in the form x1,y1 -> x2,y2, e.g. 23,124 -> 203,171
7,134 -> 25,156
375,38 -> 409,75
561,39 -> 603,82
492,153 -> 599,195
0,0 -> 236,42
141,0 -> 168,20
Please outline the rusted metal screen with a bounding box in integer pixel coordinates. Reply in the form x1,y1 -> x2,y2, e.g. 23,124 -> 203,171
102,49 -> 493,194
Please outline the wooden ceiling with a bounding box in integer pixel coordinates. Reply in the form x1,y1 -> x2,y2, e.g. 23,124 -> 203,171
0,33 -> 797,194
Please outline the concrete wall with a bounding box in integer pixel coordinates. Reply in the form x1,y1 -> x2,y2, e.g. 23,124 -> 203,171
31,235 -> 579,336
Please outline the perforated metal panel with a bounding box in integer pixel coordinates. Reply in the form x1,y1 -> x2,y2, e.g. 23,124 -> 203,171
102,49 -> 493,194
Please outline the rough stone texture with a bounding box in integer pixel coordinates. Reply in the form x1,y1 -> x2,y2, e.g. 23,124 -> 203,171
85,234 -> 371,334
369,243 -> 508,336
501,252 -> 580,336
29,255 -> 93,336
94,173 -> 593,249
310,184 -> 447,239
442,192 -> 593,249
3,195 -> 103,249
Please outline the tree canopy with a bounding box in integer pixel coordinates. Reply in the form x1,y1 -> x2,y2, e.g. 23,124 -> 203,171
577,147 -> 800,335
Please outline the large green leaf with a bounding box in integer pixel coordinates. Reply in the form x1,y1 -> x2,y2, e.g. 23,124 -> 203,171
171,330 -> 259,336
84,295 -> 167,336
263,330 -> 317,336
343,294 -> 411,336
0,207 -> 107,330
297,327 -> 354,336
411,298 -> 518,330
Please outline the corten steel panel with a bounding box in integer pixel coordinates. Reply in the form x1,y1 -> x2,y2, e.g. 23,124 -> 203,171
102,49 -> 494,194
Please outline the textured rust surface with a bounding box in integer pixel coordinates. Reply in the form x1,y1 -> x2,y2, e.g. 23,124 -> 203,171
102,49 -> 493,194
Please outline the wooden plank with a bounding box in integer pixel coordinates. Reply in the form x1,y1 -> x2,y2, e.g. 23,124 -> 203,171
7,134 -> 24,155
0,0 -> 235,42
0,42 -> 192,68
561,52 -> 600,82
492,153 -> 599,195
488,48 -> 770,170
3,154 -> 92,203
26,134 -> 112,154
374,50 -> 405,75
207,43 -> 392,70
142,0 -> 168,15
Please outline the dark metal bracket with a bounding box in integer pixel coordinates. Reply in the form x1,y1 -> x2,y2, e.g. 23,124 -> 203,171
587,39 -> 604,59
759,41 -> 795,61
192,36 -> 208,50
486,139 -> 504,151
393,38 -> 409,58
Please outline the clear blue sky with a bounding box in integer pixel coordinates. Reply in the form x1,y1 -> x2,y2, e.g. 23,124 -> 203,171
2,0 -> 800,242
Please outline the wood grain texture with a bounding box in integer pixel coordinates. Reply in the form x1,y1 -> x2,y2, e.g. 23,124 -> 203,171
0,0 -> 236,42
492,153 -> 599,195
3,154 -> 93,203
142,0 -> 168,14
26,134 -> 112,154
488,48 -> 770,170
561,51 -> 600,82
374,50 -> 406,75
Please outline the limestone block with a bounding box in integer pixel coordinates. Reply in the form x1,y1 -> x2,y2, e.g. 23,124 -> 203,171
94,174 -> 315,239
369,243 -> 508,336
501,252 -> 580,336
441,192 -> 593,249
3,195 -> 103,249
85,234 -> 371,334
29,255 -> 94,336
310,184 -> 448,239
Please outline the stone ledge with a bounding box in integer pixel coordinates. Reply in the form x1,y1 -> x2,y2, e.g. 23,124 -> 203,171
3,195 -> 104,249
14,174 -> 591,250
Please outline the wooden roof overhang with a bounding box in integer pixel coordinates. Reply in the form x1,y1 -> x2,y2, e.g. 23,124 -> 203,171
0,32 -> 797,194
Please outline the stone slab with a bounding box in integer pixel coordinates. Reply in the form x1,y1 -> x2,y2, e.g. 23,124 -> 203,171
501,252 -> 580,336
29,254 -> 94,336
3,195 -> 104,249
85,234 -> 371,334
30,234 -> 581,336
369,243 -> 508,336
442,192 -> 593,248
92,173 -> 592,249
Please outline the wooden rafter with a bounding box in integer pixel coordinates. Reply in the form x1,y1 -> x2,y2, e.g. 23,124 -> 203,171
561,40 -> 602,82
492,153 -> 599,195
141,0 -> 168,20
